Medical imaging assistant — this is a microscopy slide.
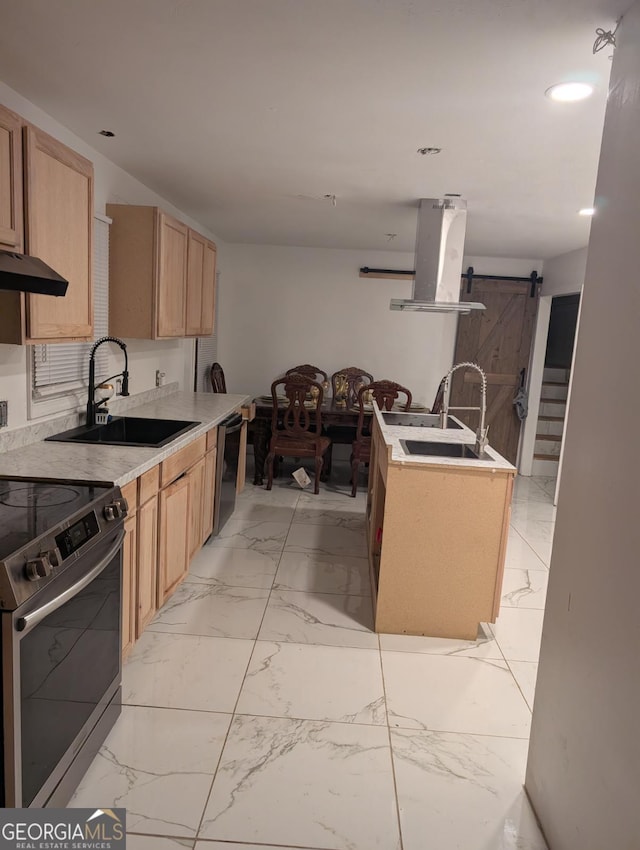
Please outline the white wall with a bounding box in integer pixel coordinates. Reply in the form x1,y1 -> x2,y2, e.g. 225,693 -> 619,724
526,4 -> 640,847
541,246 -> 587,297
218,243 -> 542,405
0,80 -> 223,432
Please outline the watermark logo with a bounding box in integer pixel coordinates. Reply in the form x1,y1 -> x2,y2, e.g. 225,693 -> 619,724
0,808 -> 126,849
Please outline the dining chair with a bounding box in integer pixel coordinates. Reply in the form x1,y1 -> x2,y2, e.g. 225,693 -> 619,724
330,367 -> 374,408
210,362 -> 227,393
266,372 -> 332,495
430,376 -> 446,414
327,366 -> 374,447
350,379 -> 412,497
285,364 -> 328,384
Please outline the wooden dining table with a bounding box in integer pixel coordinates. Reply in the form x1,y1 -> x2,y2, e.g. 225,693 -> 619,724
251,395 -> 372,485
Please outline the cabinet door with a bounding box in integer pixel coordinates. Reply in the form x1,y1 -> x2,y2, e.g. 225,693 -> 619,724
201,447 -> 217,544
187,457 -> 206,560
0,104 -> 23,250
201,239 -> 217,336
156,212 -> 188,338
136,494 -> 158,637
158,475 -> 190,603
185,230 -> 206,336
122,515 -> 137,660
24,124 -> 94,341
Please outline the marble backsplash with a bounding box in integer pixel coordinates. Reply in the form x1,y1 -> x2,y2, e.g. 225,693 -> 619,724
0,382 -> 180,454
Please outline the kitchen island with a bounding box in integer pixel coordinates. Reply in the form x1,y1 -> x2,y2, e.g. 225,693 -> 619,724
367,406 -> 516,640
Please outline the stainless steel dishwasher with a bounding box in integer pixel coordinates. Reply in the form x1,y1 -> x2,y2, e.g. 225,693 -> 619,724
212,412 -> 244,536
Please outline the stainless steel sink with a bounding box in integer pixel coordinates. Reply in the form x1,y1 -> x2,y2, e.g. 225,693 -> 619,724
46,417 -> 201,448
400,439 -> 487,459
381,412 -> 463,429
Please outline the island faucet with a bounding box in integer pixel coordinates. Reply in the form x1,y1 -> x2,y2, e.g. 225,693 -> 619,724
439,361 -> 489,454
86,336 -> 130,427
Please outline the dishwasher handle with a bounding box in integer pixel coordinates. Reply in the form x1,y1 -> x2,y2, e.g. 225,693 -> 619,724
219,413 -> 243,434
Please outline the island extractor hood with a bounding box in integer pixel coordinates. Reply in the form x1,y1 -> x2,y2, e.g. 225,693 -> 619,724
0,250 -> 68,296
390,197 -> 485,314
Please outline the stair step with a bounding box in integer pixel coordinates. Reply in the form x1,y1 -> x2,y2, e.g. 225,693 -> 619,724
542,380 -> 569,386
535,434 -> 562,441
540,397 -> 566,404
539,415 -> 564,422
534,453 -> 561,461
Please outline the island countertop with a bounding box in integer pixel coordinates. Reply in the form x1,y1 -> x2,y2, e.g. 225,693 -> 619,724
0,391 -> 250,487
372,405 -> 517,473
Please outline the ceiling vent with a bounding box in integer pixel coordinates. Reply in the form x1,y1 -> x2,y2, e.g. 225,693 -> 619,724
390,198 -> 485,313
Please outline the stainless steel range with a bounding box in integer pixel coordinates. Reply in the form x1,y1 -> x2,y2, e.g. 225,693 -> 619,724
0,478 -> 127,807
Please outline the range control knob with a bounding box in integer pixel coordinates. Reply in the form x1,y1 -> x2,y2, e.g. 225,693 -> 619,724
48,547 -> 63,568
25,555 -> 53,582
103,497 -> 127,521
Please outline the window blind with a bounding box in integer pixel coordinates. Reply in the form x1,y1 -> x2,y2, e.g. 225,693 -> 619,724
32,217 -> 110,396
195,271 -> 219,392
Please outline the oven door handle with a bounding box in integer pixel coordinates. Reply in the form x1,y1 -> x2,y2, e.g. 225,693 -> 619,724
15,528 -> 126,636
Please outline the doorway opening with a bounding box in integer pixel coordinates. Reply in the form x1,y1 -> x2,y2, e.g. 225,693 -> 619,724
531,294 -> 580,477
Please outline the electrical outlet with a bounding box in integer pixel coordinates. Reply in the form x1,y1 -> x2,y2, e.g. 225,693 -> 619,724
0,401 -> 7,428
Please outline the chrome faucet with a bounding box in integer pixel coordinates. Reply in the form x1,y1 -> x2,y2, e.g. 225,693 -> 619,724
439,361 -> 489,454
86,336 -> 130,427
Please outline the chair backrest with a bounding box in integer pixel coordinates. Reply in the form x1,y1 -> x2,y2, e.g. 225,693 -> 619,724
271,373 -> 324,439
210,362 -> 227,393
285,364 -> 328,384
355,379 -> 412,441
331,367 -> 374,407
430,377 -> 446,414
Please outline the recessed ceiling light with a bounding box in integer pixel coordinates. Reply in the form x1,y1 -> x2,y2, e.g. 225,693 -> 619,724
579,207 -> 596,216
417,147 -> 441,155
545,82 -> 594,102
99,129 -> 115,137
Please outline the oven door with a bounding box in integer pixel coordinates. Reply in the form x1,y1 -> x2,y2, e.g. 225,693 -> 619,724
2,523 -> 124,807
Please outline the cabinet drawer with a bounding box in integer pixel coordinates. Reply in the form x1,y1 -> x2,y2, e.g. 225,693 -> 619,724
139,464 -> 160,504
161,435 -> 207,486
206,427 -> 217,452
120,479 -> 138,515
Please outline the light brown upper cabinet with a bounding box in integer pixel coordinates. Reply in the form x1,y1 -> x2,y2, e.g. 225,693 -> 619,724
0,111 -> 94,345
0,104 -> 23,251
186,230 -> 216,336
24,126 -> 94,341
107,204 -> 216,339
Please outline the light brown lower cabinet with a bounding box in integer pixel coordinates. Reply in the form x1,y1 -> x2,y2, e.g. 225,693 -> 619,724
136,493 -> 158,636
158,474 -> 190,605
201,447 -> 217,543
187,457 -> 206,560
120,424 -> 220,659
122,515 -> 137,660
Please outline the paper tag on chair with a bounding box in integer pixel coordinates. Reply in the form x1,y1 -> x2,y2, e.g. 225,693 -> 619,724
292,467 -> 311,488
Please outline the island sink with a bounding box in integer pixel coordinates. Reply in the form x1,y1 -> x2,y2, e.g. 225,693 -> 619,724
47,417 -> 200,448
400,439 -> 486,459
380,412 -> 463,429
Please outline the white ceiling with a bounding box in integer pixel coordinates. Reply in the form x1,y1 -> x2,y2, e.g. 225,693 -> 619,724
0,0 -> 627,258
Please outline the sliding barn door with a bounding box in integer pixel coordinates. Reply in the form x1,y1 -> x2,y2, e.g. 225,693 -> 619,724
449,277 -> 540,465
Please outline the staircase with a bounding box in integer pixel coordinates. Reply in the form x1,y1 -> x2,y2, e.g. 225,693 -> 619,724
532,367 -> 570,477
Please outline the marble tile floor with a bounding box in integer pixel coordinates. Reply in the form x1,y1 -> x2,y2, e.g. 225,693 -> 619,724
71,462 -> 555,850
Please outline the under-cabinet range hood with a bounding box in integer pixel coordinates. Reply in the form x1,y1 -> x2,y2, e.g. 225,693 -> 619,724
390,197 -> 485,314
0,250 -> 68,296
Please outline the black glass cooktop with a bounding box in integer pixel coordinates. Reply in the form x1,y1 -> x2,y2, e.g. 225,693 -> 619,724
0,480 -> 112,562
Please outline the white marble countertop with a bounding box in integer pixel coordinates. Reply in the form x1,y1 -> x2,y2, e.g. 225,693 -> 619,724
0,391 -> 250,487
373,405 -> 516,473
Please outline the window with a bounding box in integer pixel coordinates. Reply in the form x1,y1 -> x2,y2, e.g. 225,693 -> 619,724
29,216 -> 110,418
